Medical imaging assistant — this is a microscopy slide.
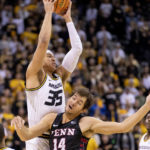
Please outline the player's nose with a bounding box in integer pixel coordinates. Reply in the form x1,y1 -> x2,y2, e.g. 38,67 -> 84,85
71,101 -> 77,106
51,56 -> 55,61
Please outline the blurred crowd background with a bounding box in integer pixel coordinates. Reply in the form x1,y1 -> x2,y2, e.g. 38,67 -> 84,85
0,0 -> 150,149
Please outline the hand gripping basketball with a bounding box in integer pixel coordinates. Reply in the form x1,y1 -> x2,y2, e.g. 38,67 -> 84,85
54,0 -> 70,15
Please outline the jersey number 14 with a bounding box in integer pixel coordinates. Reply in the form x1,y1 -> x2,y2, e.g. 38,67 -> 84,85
53,138 -> 66,150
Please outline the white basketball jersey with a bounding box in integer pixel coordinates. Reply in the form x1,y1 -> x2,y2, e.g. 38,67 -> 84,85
139,133 -> 150,150
26,74 -> 65,128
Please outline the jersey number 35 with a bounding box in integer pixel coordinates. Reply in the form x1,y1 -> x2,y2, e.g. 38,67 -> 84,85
45,90 -> 62,106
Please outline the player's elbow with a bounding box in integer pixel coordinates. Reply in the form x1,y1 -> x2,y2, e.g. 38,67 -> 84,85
20,136 -> 29,141
120,123 -> 130,133
78,43 -> 83,52
78,43 -> 83,54
38,36 -> 49,44
18,132 -> 33,141
21,135 -> 34,141
74,44 -> 83,55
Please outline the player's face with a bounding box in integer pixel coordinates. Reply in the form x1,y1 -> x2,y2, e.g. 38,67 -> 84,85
43,53 -> 56,72
66,93 -> 87,115
145,113 -> 150,131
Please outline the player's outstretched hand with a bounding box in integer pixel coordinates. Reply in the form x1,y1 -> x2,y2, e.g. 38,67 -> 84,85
11,116 -> 25,130
62,1 -> 72,22
43,0 -> 57,13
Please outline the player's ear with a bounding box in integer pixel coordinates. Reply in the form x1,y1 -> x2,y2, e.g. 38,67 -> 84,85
81,108 -> 88,114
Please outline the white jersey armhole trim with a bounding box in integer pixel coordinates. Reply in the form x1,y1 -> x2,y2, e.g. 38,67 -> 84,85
25,74 -> 47,91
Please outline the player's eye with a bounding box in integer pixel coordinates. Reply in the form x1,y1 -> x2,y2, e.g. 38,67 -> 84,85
72,96 -> 76,100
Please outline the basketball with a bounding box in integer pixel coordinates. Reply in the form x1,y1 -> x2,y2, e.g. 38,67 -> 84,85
54,0 -> 70,15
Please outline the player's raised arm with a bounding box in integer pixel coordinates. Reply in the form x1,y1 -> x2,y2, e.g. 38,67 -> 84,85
86,94 -> 150,135
26,0 -> 55,77
57,2 -> 83,81
11,113 -> 56,141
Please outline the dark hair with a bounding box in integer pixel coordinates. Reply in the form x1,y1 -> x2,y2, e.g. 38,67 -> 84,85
74,87 -> 94,110
0,124 -> 5,143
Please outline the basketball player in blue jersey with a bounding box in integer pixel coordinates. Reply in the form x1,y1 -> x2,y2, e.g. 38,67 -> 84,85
12,88 -> 150,150
139,111 -> 150,150
0,124 -> 14,150
25,0 -> 83,149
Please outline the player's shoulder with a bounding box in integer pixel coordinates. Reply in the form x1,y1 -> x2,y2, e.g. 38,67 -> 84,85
42,113 -> 58,127
80,116 -> 95,124
42,113 -> 57,123
55,66 -> 63,76
45,113 -> 58,119
79,116 -> 98,136
80,116 -> 98,121
49,113 -> 58,117
55,65 -> 70,81
80,116 -> 101,126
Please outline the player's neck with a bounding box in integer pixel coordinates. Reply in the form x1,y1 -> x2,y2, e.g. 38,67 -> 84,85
45,70 -> 57,79
43,66 -> 56,76
48,73 -> 54,79
44,69 -> 52,76
63,113 -> 78,123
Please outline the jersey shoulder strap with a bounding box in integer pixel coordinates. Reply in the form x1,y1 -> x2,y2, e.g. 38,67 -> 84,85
52,113 -> 63,128
70,113 -> 86,125
76,113 -> 86,121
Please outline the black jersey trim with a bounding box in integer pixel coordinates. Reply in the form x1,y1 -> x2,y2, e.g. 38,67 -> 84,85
38,133 -> 50,139
51,73 -> 60,80
25,74 -> 47,91
38,136 -> 49,139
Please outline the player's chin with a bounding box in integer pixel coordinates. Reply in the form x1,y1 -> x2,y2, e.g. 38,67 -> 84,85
66,107 -> 73,114
66,110 -> 73,115
52,64 -> 57,70
49,65 -> 56,72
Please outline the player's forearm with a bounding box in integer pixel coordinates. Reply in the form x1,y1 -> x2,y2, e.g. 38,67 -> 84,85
16,126 -> 32,141
30,12 -> 52,71
66,22 -> 83,53
38,12 -> 52,45
61,22 -> 83,73
121,104 -> 149,132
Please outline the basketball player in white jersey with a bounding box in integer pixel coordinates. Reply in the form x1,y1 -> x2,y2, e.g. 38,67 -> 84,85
0,124 -> 14,150
25,0 -> 83,149
139,111 -> 150,150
